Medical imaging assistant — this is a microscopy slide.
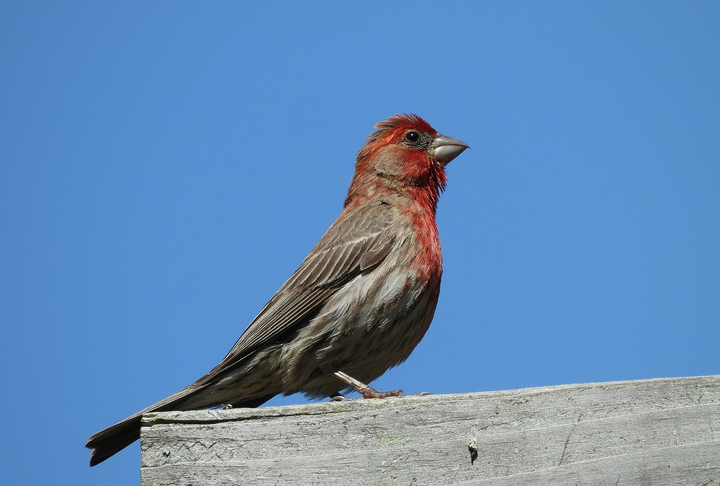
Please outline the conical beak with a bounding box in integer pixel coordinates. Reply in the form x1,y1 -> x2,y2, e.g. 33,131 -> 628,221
431,134 -> 469,165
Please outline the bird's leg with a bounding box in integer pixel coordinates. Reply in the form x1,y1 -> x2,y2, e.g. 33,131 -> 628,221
332,370 -> 404,399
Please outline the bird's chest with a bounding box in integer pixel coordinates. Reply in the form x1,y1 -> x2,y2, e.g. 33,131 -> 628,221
405,205 -> 443,285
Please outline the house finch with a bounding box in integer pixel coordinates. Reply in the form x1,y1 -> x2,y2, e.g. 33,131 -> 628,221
86,113 -> 468,466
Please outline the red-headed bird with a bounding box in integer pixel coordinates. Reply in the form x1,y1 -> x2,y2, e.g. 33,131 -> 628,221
87,114 -> 468,466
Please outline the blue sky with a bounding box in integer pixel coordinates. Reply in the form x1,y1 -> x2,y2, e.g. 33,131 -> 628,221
2,2 -> 719,484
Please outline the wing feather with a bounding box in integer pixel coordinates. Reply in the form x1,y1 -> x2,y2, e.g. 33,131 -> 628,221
211,201 -> 396,375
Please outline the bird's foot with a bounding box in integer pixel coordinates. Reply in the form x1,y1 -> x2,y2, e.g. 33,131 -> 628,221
357,386 -> 404,399
332,370 -> 404,399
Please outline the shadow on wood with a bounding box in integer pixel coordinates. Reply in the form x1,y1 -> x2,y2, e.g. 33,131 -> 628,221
140,375 -> 720,485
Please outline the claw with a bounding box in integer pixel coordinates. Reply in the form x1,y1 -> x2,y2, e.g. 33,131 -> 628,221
357,386 -> 404,399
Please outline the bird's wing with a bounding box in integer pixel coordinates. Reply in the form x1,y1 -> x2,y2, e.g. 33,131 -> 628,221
206,201 -> 396,379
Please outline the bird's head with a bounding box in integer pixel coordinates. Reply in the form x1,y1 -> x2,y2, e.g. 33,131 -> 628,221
346,114 -> 468,208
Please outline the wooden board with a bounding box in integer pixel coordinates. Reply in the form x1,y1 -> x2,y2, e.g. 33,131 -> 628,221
140,375 -> 720,485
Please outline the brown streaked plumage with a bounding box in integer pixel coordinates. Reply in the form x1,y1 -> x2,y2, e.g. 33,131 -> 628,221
86,114 -> 468,466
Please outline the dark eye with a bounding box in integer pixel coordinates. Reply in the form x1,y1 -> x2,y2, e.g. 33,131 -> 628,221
404,131 -> 421,143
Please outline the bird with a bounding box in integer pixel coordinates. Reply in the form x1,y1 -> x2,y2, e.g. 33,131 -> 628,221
86,113 -> 468,466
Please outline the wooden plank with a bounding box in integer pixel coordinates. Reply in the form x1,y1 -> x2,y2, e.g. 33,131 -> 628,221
140,375 -> 720,485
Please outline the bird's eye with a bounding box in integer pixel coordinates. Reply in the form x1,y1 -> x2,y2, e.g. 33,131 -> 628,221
404,131 -> 421,143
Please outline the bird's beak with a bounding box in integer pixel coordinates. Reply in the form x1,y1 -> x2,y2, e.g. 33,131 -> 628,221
431,134 -> 469,165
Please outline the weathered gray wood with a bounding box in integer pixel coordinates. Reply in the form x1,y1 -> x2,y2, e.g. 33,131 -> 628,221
140,375 -> 720,485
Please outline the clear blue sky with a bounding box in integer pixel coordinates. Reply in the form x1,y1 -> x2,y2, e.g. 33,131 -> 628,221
2,2 -> 719,484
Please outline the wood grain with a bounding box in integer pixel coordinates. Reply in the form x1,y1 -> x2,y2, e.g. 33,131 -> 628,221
140,375 -> 720,485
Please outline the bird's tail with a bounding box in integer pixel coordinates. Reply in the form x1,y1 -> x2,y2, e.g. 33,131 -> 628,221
86,379 -> 207,466
86,414 -> 144,466
86,383 -> 277,466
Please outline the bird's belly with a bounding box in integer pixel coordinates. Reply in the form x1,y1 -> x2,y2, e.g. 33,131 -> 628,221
279,268 -> 440,398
